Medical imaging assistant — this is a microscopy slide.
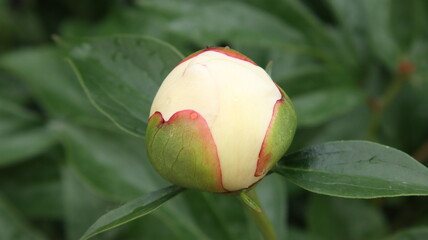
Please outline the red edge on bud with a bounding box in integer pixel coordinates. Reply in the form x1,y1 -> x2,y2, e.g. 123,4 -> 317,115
178,47 -> 257,66
254,98 -> 284,177
149,110 -> 226,192
255,83 -> 286,178
148,111 -> 165,126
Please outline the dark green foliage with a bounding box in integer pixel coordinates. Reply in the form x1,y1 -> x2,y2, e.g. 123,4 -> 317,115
0,0 -> 427,239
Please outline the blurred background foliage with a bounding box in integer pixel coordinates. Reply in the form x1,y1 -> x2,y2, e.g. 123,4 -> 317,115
0,0 -> 427,239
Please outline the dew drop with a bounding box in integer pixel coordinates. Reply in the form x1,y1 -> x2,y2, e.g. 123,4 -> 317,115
190,112 -> 198,120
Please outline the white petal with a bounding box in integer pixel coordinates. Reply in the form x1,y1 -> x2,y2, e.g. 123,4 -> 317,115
150,51 -> 280,191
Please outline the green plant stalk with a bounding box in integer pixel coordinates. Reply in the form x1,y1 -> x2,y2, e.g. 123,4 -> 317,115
367,74 -> 405,141
240,189 -> 277,240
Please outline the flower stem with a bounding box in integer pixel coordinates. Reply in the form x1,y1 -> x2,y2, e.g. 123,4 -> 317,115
240,189 -> 277,240
367,75 -> 405,141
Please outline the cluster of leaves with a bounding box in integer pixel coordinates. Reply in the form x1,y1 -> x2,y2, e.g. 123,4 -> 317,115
0,0 -> 428,239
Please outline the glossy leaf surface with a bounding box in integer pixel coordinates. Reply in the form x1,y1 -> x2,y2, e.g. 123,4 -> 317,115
66,36 -> 183,137
274,141 -> 428,198
80,185 -> 184,240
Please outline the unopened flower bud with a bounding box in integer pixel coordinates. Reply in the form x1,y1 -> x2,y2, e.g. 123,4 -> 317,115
146,47 -> 296,192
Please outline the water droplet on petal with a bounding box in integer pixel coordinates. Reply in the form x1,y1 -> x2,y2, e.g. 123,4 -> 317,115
190,112 -> 198,120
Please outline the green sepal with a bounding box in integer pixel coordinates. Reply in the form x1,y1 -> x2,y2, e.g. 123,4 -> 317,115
145,111 -> 225,192
256,86 -> 297,176
239,191 -> 262,213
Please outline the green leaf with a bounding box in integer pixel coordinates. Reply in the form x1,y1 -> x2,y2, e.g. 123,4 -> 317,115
54,122 -> 207,239
0,157 -> 63,219
51,121 -> 165,202
0,195 -> 48,240
361,0 -> 400,69
0,97 -> 54,167
66,35 -> 183,137
178,191 -> 241,240
62,6 -> 171,39
3,180 -> 62,219
379,84 -> 428,153
62,167 -> 118,240
240,192 -> 262,213
261,0 -> 327,41
0,73 -> 30,105
274,141 -> 428,198
387,227 -> 428,240
325,0 -> 369,63
0,98 -> 39,124
153,202 -> 212,240
327,0 -> 400,67
292,87 -> 365,127
0,127 -> 56,167
0,47 -> 97,118
409,39 -> 428,88
287,227 -> 320,240
291,104 -> 370,150
257,0 -> 356,67
138,0 -> 302,49
390,1 -> 428,49
112,214 -> 184,240
307,195 -> 387,240
80,185 -> 184,240
0,97 -> 40,136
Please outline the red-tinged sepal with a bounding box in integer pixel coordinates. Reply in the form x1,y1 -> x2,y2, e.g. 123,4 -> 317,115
145,110 -> 226,192
179,46 -> 256,65
255,87 -> 297,177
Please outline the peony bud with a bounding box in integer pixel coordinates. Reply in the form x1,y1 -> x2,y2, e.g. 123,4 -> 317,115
146,47 -> 296,193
